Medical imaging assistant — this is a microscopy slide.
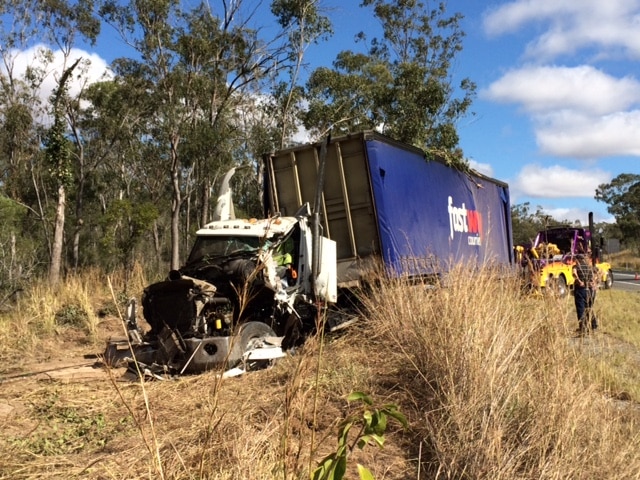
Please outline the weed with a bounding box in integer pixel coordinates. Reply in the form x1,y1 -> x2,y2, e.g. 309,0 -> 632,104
311,392 -> 407,480
55,303 -> 89,327
8,392 -> 113,456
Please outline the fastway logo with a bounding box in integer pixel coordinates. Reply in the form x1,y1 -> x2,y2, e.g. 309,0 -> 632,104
448,196 -> 482,245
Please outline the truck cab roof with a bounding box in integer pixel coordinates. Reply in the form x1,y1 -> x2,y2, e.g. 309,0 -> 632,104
196,216 -> 298,238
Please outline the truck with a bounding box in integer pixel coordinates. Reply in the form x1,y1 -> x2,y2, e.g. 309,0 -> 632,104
516,215 -> 613,297
105,131 -> 514,375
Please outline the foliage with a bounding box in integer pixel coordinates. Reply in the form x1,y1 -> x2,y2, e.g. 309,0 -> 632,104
98,0 -> 300,268
44,71 -> 76,187
270,0 -> 333,148
54,303 -> 89,327
510,202 -> 551,246
0,196 -> 41,293
0,0 -> 478,283
304,0 -> 475,164
100,199 -> 159,272
311,392 -> 407,480
596,174 -> 640,254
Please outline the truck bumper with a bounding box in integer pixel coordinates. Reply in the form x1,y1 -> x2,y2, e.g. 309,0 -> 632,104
181,337 -> 237,373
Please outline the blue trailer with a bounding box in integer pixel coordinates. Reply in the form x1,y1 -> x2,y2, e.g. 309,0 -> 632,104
264,131 -> 513,285
105,132 -> 515,374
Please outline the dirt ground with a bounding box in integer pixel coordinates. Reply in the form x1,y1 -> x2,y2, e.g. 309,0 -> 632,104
2,306 -> 640,479
0,316 -> 124,421
2,309 -> 640,420
0,314 -> 414,479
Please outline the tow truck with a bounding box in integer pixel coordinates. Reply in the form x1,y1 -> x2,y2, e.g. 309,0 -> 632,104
517,214 -> 613,297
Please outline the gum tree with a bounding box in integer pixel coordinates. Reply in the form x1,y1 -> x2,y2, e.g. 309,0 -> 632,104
304,0 -> 475,163
0,0 -> 100,286
99,0 -> 296,269
596,174 -> 640,254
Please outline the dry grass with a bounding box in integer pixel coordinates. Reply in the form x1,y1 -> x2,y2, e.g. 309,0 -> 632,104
360,267 -> 640,478
0,264 -> 151,371
572,288 -> 640,403
0,265 -> 639,479
593,289 -> 640,347
608,249 -> 640,271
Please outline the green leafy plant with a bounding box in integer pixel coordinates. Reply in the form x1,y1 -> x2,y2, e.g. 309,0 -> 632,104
311,392 -> 407,480
10,393 -> 112,455
55,303 -> 88,327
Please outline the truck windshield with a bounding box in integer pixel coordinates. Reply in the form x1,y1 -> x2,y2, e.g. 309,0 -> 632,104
187,236 -> 263,264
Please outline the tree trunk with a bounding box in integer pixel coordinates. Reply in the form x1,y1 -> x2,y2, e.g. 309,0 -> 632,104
152,220 -> 162,273
170,195 -> 180,270
200,177 -> 210,227
72,171 -> 85,272
72,224 -> 80,272
70,122 -> 85,272
10,232 -> 16,283
170,136 -> 182,270
31,161 -> 52,258
49,184 -> 66,286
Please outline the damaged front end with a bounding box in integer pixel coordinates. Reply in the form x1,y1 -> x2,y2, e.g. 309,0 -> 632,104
104,165 -> 336,377
104,228 -> 316,376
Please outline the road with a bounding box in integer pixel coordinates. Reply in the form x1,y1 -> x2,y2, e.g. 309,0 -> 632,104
611,270 -> 640,293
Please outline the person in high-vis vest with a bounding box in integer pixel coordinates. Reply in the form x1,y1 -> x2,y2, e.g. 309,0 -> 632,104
273,238 -> 296,288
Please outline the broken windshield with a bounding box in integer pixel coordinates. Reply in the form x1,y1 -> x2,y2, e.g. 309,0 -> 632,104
187,235 -> 263,265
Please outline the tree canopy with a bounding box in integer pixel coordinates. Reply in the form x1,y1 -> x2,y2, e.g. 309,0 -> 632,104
0,0 -> 479,291
596,174 -> 640,253
304,0 -> 475,163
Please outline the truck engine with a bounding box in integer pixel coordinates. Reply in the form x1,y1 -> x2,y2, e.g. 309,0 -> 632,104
105,213 -> 335,375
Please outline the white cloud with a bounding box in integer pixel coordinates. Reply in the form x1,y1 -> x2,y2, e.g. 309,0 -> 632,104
536,110 -> 640,157
513,164 -> 610,198
482,65 -> 640,115
468,159 -> 494,177
483,0 -> 640,59
4,44 -> 112,107
482,66 -> 640,158
540,206 -> 612,224
484,0 -> 574,35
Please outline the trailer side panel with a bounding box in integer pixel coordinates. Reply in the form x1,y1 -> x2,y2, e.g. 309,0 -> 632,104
265,132 -> 513,282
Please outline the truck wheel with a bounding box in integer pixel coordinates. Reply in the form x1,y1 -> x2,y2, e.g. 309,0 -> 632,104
556,276 -> 568,297
238,321 -> 277,371
547,276 -> 568,298
603,271 -> 613,289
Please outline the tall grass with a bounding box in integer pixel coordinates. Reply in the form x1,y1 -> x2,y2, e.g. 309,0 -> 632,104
360,265 -> 640,478
608,249 -> 640,271
1,265 -> 640,479
577,288 -> 640,402
0,265 -> 148,368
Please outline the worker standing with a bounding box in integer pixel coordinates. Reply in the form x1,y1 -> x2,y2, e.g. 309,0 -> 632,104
572,254 -> 598,334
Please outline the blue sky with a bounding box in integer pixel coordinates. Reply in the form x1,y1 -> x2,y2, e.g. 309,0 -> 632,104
456,0 -> 640,224
300,0 -> 639,224
5,0 -> 639,224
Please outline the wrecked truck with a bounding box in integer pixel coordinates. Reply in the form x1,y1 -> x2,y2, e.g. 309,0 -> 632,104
106,131 -> 513,375
105,167 -> 337,375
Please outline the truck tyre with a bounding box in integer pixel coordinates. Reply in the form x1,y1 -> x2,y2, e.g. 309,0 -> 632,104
555,275 -> 568,297
546,276 -> 568,298
238,321 -> 277,371
603,271 -> 613,289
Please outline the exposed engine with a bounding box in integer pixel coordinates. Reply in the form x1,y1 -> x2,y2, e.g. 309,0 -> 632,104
105,225 -> 319,375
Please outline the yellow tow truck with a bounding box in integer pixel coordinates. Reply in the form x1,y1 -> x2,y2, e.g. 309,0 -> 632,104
517,223 -> 613,297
